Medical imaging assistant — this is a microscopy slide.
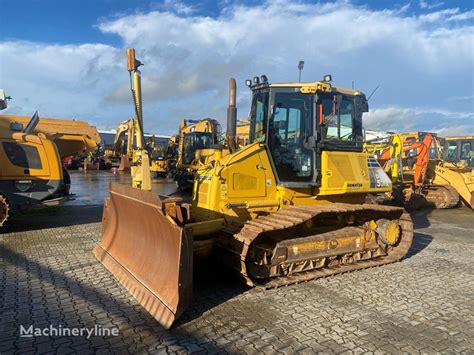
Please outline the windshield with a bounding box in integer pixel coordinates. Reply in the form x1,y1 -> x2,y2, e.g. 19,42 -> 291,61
151,141 -> 168,159
182,132 -> 214,165
268,91 -> 313,182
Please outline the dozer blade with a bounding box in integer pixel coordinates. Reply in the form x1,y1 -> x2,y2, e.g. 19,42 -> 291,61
93,183 -> 193,329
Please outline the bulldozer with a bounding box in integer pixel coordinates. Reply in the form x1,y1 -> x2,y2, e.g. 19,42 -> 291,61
174,117 -> 223,189
94,49 -> 414,329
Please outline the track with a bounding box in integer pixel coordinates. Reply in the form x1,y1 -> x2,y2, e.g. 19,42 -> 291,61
423,185 -> 460,209
217,203 -> 413,289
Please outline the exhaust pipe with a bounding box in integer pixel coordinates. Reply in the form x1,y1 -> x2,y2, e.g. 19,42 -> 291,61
226,78 -> 237,153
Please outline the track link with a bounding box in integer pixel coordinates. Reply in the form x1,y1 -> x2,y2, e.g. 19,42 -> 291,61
218,203 -> 413,288
423,185 -> 460,209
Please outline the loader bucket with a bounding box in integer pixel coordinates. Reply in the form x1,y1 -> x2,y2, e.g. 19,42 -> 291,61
93,183 -> 193,329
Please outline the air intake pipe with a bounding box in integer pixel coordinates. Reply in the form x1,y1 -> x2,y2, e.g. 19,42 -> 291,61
226,78 -> 237,153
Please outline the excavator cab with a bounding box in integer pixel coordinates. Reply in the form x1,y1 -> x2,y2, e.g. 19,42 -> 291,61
175,118 -> 222,189
182,131 -> 214,165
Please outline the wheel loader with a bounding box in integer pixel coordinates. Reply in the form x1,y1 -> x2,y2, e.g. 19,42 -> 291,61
441,136 -> 474,168
94,49 -> 414,329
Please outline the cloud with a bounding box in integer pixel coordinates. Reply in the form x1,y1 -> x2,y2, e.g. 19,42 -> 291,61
1,0 -> 473,135
364,106 -> 474,135
419,0 -> 444,10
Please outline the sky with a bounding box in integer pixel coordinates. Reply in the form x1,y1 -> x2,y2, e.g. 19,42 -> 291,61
0,0 -> 473,135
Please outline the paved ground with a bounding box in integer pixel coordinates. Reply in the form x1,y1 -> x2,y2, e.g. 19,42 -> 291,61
1,176 -> 474,353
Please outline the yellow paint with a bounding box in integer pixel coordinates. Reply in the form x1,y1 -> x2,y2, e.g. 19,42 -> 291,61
0,122 -> 62,181
192,139 -> 392,224
0,114 -> 100,158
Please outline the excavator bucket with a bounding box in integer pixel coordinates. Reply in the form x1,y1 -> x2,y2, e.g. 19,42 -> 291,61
93,183 -> 193,329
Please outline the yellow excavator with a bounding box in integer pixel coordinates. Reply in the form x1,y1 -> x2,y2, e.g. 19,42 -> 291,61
149,135 -> 171,177
236,119 -> 250,146
365,132 -> 473,209
111,118 -> 136,171
174,117 -> 223,189
0,91 -> 101,225
0,112 -> 68,226
94,49 -> 414,329
0,114 -> 100,159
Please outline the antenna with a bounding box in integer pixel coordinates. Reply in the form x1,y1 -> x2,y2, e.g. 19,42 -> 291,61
367,85 -> 380,101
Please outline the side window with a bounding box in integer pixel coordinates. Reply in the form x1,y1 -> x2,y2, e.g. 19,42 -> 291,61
321,95 -> 355,141
446,141 -> 458,161
339,100 -> 354,140
251,92 -> 269,143
460,142 -> 472,160
2,142 -> 42,169
183,133 -> 194,165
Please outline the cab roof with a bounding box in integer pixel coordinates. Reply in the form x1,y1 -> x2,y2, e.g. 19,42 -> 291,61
267,81 -> 365,96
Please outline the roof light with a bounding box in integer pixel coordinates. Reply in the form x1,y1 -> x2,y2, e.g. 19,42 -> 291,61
245,79 -> 252,87
260,75 -> 268,83
253,76 -> 260,84
323,74 -> 332,83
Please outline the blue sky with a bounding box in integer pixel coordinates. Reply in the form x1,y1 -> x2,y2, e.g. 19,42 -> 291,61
1,0 -> 473,135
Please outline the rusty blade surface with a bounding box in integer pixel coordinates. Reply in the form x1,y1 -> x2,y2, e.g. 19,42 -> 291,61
93,183 -> 193,329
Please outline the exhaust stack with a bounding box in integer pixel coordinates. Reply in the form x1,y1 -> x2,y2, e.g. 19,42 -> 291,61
226,78 -> 237,153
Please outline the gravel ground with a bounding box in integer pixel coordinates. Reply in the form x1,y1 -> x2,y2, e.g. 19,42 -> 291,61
0,201 -> 473,354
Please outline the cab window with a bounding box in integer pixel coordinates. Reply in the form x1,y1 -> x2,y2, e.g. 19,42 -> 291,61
320,94 -> 357,143
268,92 -> 313,182
251,91 -> 269,143
460,142 -> 472,160
445,141 -> 458,161
3,142 -> 42,169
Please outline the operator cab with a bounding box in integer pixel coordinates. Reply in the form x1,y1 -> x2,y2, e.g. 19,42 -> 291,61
247,76 -> 368,187
182,131 -> 215,165
181,119 -> 222,166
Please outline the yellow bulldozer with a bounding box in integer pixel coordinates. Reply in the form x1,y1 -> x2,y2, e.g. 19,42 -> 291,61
94,49 -> 414,329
